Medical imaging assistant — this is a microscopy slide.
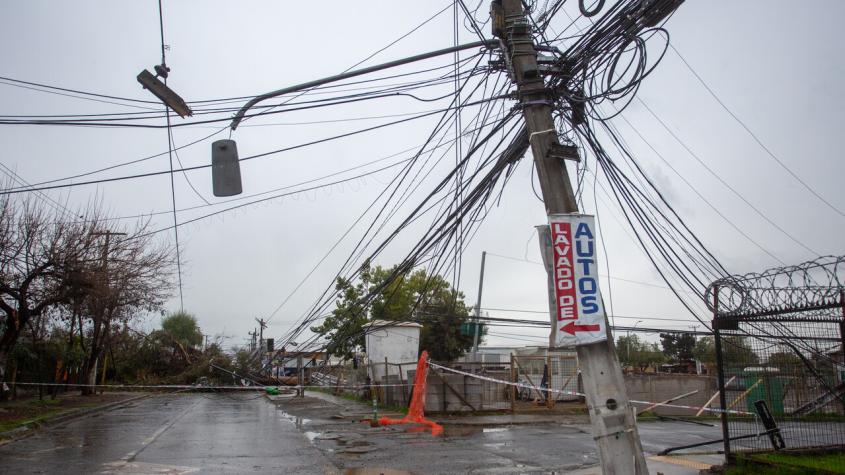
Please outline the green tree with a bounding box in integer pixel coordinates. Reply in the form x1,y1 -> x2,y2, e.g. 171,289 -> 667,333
693,336 -> 716,365
616,334 -> 666,372
161,311 -> 203,354
692,335 -> 759,369
723,336 -> 759,366
767,350 -> 801,369
659,332 -> 696,362
312,264 -> 480,362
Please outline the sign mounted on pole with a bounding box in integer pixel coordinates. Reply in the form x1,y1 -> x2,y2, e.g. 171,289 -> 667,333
549,214 -> 607,346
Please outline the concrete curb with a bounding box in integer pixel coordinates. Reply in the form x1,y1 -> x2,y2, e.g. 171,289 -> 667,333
0,393 -> 151,446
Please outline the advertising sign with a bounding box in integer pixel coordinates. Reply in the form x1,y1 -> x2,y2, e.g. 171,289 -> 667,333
549,214 -> 608,346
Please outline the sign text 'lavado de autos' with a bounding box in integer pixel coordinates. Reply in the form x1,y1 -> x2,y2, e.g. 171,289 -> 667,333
549,214 -> 608,346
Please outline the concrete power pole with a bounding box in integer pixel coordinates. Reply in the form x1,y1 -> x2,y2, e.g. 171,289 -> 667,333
248,329 -> 257,352
256,318 -> 267,352
494,1 -> 648,473
256,318 -> 268,378
471,250 -> 487,358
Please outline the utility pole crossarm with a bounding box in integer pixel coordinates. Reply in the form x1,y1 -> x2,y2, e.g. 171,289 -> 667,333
495,1 -> 648,473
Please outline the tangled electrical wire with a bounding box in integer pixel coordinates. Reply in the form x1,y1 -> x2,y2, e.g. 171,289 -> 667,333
270,1 -> 695,361
258,53 -> 522,365
548,1 -> 673,122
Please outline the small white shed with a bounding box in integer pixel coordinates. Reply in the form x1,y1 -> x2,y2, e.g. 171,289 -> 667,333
364,320 -> 421,383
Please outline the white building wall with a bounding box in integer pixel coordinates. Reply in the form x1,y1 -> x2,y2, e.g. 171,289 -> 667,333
364,322 -> 421,382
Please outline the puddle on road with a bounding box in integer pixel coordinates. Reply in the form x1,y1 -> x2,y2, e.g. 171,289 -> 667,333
276,408 -> 311,429
344,468 -> 413,475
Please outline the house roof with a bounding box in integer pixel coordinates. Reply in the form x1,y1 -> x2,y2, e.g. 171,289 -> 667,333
366,320 -> 422,329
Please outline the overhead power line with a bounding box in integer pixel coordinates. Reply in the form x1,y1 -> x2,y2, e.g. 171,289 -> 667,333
1,99 -> 506,196
667,43 -> 845,221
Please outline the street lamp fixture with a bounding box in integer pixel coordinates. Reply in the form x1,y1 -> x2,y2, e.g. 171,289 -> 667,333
136,69 -> 193,118
214,40 -> 498,198
211,139 -> 242,197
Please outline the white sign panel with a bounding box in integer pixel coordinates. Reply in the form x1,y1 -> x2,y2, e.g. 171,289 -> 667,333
549,214 -> 608,346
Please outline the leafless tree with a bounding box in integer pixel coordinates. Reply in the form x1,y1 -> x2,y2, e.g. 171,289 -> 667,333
75,222 -> 174,394
0,193 -> 101,391
0,191 -> 175,395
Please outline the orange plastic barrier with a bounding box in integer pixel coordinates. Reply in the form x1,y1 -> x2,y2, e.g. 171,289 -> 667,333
377,350 -> 443,436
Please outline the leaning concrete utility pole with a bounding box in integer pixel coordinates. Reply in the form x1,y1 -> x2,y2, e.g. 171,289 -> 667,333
471,250 -> 487,356
494,1 -> 648,473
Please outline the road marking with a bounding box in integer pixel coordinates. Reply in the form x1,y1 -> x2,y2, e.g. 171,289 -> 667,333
100,461 -> 198,474
101,398 -> 199,473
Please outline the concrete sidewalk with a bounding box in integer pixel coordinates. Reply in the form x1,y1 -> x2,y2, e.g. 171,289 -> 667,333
567,454 -> 722,475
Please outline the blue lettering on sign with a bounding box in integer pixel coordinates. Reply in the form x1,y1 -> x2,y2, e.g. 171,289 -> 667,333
581,295 -> 599,314
574,221 -> 601,315
579,277 -> 597,295
574,222 -> 594,240
575,239 -> 593,257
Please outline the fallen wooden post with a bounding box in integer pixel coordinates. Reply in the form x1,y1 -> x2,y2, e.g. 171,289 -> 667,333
636,389 -> 699,416
696,375 -> 735,417
728,378 -> 763,410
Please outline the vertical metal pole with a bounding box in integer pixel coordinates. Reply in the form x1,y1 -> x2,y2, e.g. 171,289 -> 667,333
297,355 -> 304,398
511,353 -> 516,413
712,286 -> 731,462
472,251 -> 487,356
837,291 -> 845,414
384,357 -> 389,405
546,353 -> 553,409
839,291 -> 845,384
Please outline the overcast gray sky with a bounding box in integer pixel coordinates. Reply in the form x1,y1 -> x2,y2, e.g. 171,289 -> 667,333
2,1 -> 843,350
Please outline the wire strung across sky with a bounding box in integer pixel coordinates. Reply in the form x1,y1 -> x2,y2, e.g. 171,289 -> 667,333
3,1 -> 837,371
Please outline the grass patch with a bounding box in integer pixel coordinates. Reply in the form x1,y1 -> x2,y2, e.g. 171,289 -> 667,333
0,409 -> 65,433
750,452 -> 845,474
0,393 -> 130,434
721,453 -> 845,475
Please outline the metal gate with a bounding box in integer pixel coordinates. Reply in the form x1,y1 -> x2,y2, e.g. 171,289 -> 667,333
512,352 -> 579,408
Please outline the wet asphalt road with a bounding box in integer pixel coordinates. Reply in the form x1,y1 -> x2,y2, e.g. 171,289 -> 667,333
0,392 -> 335,474
0,391 -> 733,474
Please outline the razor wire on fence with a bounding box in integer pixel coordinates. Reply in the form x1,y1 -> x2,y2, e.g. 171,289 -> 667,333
706,255 -> 845,316
710,255 -> 845,458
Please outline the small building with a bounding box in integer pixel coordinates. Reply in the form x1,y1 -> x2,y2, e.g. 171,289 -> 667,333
364,320 -> 422,383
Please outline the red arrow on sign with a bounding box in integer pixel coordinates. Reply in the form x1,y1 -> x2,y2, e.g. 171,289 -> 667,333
560,321 -> 601,335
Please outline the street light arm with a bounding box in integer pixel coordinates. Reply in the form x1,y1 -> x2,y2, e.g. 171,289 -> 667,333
229,39 -> 499,130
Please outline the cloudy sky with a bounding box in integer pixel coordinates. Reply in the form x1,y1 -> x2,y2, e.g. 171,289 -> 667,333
2,0 -> 843,350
